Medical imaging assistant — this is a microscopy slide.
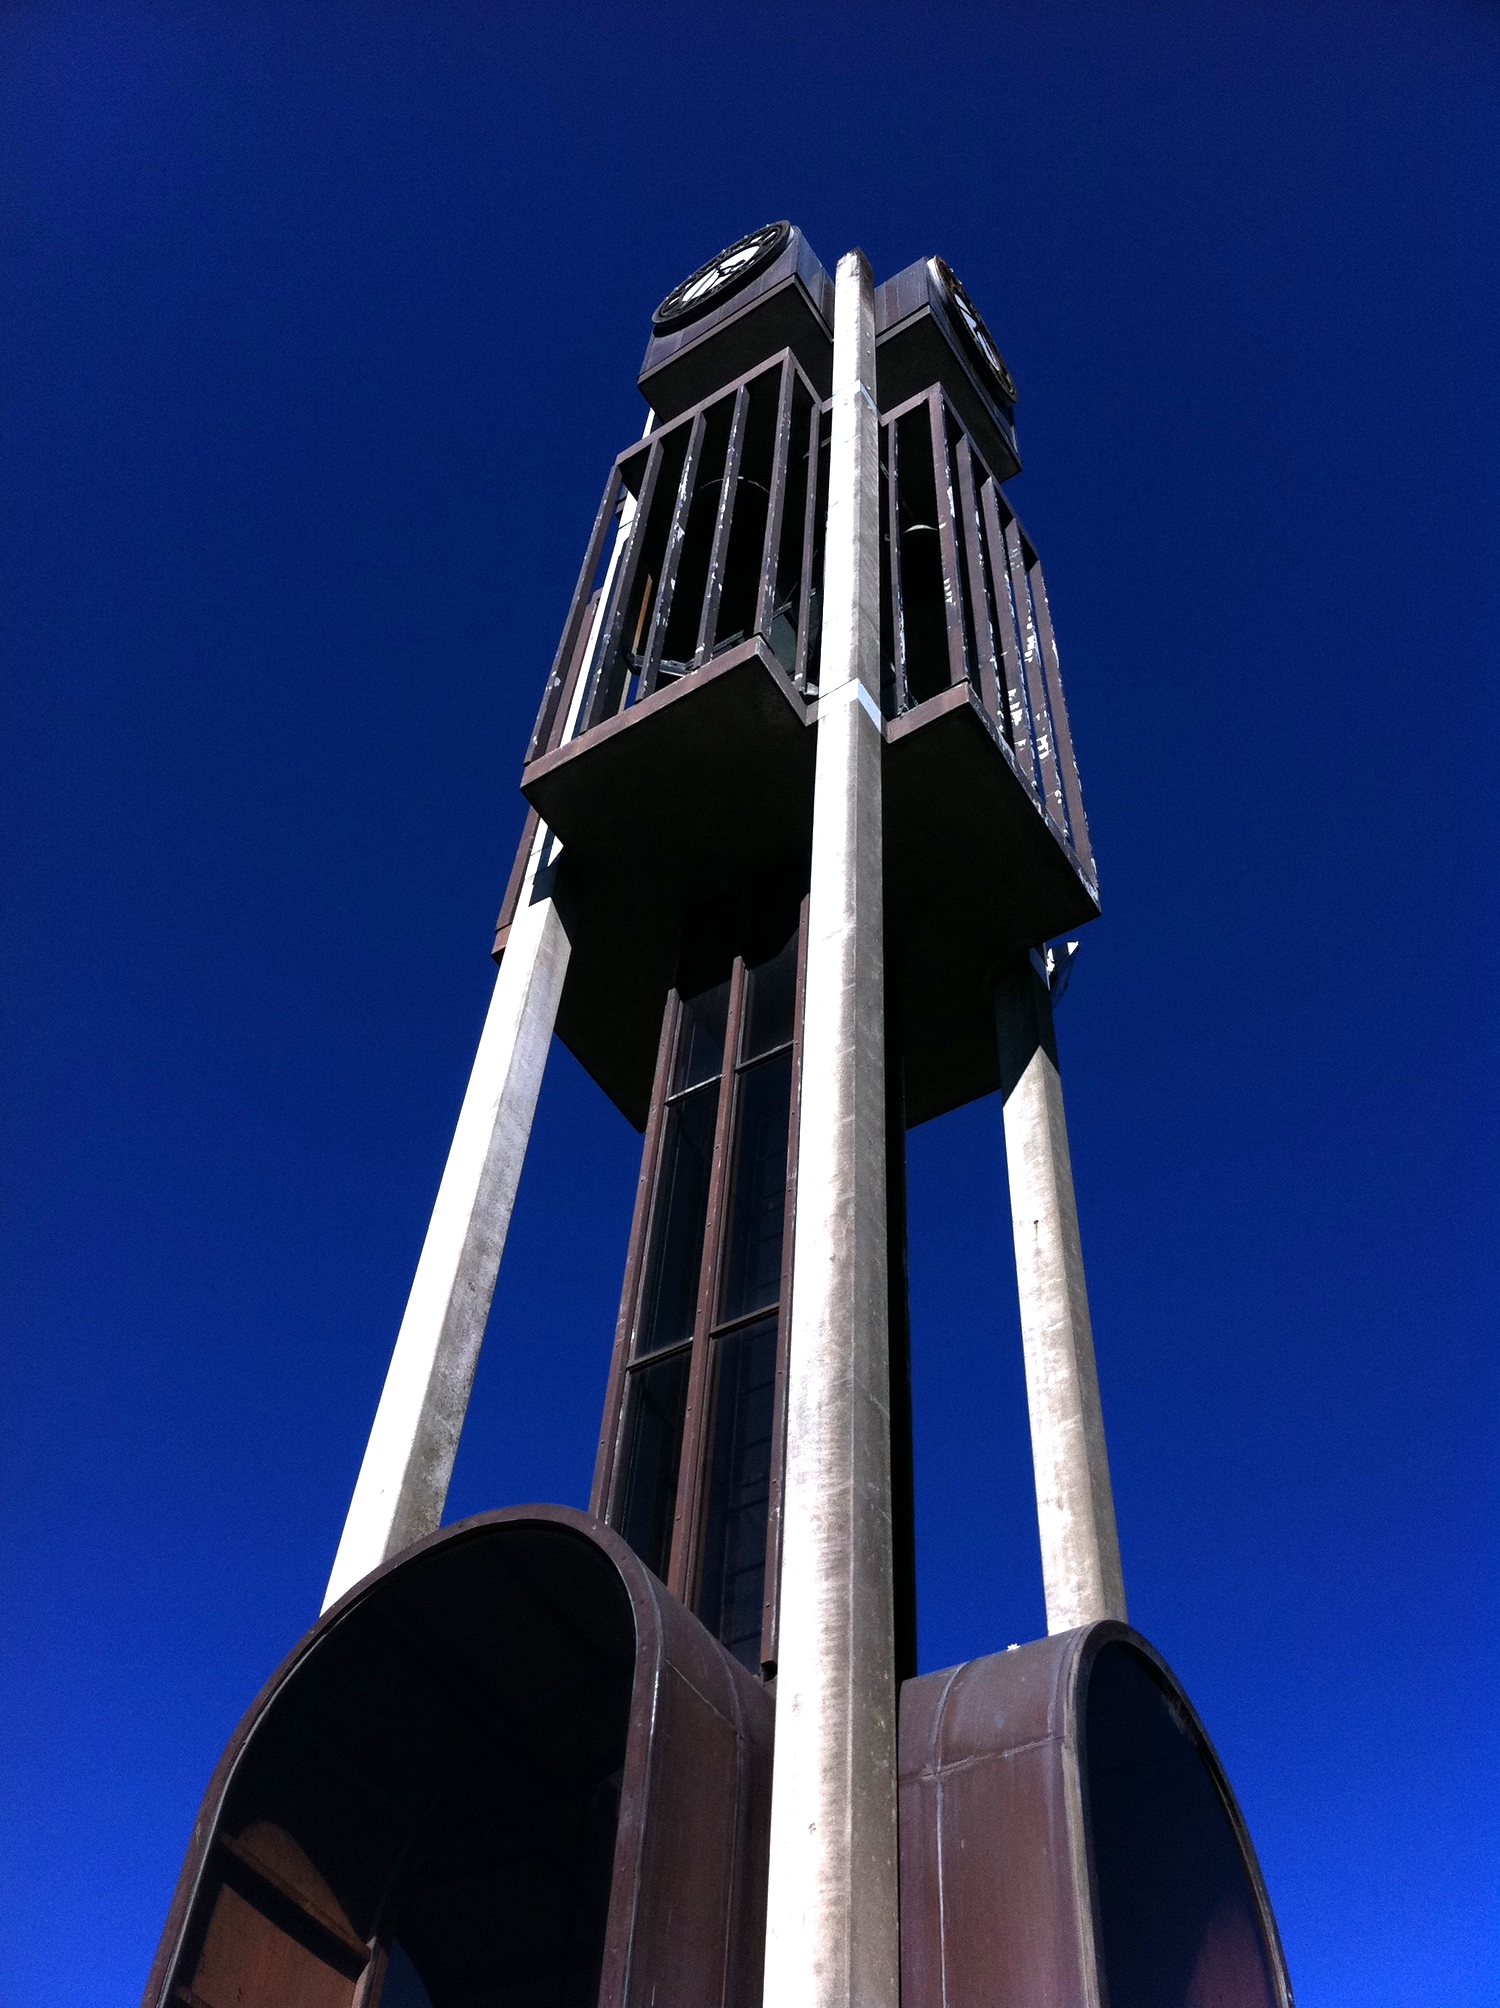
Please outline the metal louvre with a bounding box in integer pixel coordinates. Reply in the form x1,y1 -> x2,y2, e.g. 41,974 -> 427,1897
877,384 -> 1095,887
557,351 -> 827,744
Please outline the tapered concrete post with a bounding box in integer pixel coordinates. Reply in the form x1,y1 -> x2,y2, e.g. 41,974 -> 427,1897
996,955 -> 1126,1633
762,250 -> 899,2008
322,821 -> 569,1610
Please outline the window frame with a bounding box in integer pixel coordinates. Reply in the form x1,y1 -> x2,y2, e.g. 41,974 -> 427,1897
592,900 -> 808,1676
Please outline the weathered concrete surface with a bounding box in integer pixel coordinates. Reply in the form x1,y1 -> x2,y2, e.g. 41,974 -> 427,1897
996,958 -> 1126,1633
761,249 -> 900,2008
322,822 -> 570,1611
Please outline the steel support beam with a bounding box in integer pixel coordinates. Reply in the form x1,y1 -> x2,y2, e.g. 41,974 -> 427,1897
996,956 -> 1126,1633
761,249 -> 899,2008
322,821 -> 570,1610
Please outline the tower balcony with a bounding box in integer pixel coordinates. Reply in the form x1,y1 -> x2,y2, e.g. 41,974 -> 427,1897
516,352 -> 1098,1128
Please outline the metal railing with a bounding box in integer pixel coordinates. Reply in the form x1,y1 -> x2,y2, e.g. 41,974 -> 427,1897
879,385 -> 1094,889
527,351 -> 828,762
527,368 -> 1093,894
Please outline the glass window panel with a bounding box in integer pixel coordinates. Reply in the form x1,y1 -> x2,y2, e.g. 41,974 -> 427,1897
696,1315 -> 779,1670
672,979 -> 729,1093
742,933 -> 798,1059
614,1348 -> 691,1582
637,1081 -> 718,1353
1086,1644 -> 1279,2008
718,1050 -> 793,1325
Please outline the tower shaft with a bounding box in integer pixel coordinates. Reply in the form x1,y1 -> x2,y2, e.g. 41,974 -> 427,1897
997,958 -> 1126,1632
760,249 -> 901,2008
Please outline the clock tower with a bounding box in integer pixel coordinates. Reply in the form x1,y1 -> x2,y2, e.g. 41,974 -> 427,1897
144,228 -> 1292,2008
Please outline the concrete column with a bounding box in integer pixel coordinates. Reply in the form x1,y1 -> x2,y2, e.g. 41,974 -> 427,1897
762,250 -> 899,2008
322,821 -> 570,1610
996,956 -> 1126,1633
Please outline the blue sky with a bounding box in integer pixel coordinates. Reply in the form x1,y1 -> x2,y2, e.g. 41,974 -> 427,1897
1,4 -> 1495,2002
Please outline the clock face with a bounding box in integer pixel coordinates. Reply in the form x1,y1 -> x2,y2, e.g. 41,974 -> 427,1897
653,222 -> 792,331
931,258 -> 1018,406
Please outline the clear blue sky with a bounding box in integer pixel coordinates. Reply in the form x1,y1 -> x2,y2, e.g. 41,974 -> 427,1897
2,4 -> 1494,2002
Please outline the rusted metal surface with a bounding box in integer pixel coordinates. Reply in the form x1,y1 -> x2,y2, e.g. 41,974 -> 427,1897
898,1625 -> 1293,2008
145,1507 -> 773,2008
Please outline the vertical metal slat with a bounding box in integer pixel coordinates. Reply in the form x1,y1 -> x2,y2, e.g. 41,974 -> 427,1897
953,432 -> 1002,730
640,411 -> 707,697
526,468 -> 621,761
1026,541 -> 1095,881
755,359 -> 797,643
885,416 -> 910,716
696,386 -> 750,664
1003,509 -> 1065,833
980,478 -> 1038,795
581,436 -> 666,734
927,389 -> 970,691
792,402 -> 823,692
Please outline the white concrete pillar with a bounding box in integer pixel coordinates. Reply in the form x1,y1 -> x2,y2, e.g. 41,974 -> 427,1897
761,250 -> 899,2008
322,820 -> 570,1610
996,958 -> 1126,1633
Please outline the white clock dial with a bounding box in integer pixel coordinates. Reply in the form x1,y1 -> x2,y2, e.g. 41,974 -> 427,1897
654,223 -> 792,331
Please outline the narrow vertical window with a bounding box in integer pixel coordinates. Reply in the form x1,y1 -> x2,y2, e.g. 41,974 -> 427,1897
600,901 -> 804,1647
614,1350 -> 691,1582
612,979 -> 728,1578
697,1314 -> 780,1668
718,1053 -> 792,1325
698,932 -> 799,1666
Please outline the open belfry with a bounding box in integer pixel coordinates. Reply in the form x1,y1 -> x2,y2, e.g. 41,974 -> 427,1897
147,227 -> 1293,2008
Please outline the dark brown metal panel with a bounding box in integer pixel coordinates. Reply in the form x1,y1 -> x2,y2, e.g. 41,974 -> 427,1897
627,1663 -> 743,2002
696,384 -> 751,664
620,1576 -> 774,2008
898,1626 -> 1293,2008
145,1509 -> 774,2008
884,683 -> 1100,1127
526,638 -> 1098,1133
980,477 -> 1038,796
898,1633 -> 1104,2008
927,389 -> 971,691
